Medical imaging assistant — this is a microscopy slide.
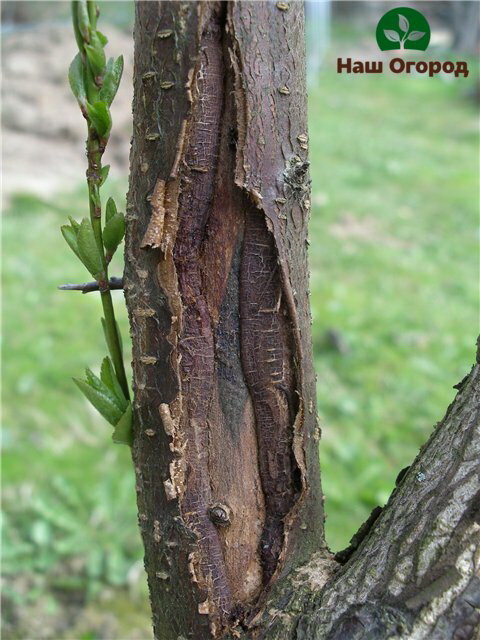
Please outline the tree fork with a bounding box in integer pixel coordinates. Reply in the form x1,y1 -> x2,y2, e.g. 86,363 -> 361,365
246,349 -> 480,640
125,2 -> 479,639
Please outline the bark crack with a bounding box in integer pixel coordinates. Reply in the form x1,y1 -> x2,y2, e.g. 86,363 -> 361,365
127,3 -> 323,636
164,2 -> 305,629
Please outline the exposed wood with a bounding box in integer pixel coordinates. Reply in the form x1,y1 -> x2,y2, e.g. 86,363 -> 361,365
125,2 -> 324,637
125,2 -> 479,638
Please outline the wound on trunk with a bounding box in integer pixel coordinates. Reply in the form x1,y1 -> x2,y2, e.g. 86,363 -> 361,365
142,2 -> 303,630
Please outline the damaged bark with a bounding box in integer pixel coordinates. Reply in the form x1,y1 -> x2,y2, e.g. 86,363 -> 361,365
125,2 -> 323,636
244,349 -> 480,639
125,2 -> 479,639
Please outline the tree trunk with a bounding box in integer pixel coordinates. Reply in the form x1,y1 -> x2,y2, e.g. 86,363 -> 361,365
124,2 -> 480,638
448,1 -> 479,54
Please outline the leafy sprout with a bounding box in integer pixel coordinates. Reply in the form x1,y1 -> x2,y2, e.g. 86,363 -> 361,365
62,1 -> 131,445
384,14 -> 426,49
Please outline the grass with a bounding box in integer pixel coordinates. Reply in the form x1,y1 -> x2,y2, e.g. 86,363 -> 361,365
2,24 -> 478,640
308,48 -> 478,549
2,183 -> 152,638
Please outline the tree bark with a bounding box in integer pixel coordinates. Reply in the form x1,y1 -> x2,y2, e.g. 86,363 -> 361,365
242,349 -> 480,639
124,2 -> 479,638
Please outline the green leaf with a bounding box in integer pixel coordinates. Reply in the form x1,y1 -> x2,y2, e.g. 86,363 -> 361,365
76,0 -> 91,42
86,100 -> 111,138
99,165 -> 110,187
61,225 -> 81,260
84,366 -> 126,412
96,30 -> 108,47
68,216 -> 80,231
71,1 -> 85,51
112,403 -> 133,446
73,377 -> 123,426
103,212 -> 125,255
99,56 -> 123,106
100,357 -> 128,411
90,185 -> 100,208
85,31 -> 106,77
105,197 -> 117,222
84,62 -> 99,103
68,53 -> 87,107
84,368 -> 118,402
77,218 -> 104,279
87,0 -> 98,29
85,367 -> 98,388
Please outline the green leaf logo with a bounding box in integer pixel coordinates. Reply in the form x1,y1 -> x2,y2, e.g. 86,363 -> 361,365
408,31 -> 427,42
384,30 -> 401,43
376,7 -> 430,52
398,14 -> 409,33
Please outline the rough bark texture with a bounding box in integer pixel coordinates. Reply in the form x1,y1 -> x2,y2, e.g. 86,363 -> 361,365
240,349 -> 480,639
125,2 -> 324,637
125,2 -> 479,639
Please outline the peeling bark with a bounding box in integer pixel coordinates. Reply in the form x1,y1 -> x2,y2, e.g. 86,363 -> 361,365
125,2 -> 479,639
125,2 -> 323,637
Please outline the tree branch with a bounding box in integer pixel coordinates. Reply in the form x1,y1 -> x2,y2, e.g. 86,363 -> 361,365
58,276 -> 124,294
247,344 -> 480,639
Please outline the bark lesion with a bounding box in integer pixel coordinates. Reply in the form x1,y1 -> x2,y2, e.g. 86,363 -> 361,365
128,3 -> 478,637
172,3 -> 232,624
240,204 -> 302,584
158,2 -> 306,628
129,2 -> 322,635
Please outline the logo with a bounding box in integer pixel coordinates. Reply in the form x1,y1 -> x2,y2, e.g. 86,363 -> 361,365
337,7 -> 469,78
376,7 -> 430,52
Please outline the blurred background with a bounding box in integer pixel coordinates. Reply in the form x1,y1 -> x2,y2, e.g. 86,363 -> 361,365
2,1 -> 478,638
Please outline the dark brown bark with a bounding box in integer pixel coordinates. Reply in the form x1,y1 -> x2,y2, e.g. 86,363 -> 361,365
242,349 -> 480,639
125,2 -> 323,637
125,2 -> 479,639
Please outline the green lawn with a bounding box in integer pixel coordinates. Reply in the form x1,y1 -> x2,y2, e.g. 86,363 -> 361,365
3,34 -> 478,640
309,61 -> 478,548
2,184 -> 151,638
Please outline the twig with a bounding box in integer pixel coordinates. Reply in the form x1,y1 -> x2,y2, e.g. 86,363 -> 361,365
58,277 -> 124,294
